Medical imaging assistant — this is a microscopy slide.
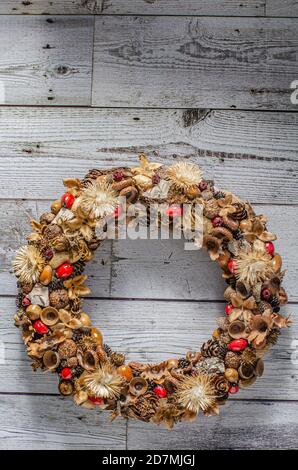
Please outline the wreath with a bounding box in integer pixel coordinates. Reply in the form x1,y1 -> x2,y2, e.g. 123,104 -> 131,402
13,155 -> 291,429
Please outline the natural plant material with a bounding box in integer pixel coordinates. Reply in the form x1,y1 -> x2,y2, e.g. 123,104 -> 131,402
176,373 -> 217,415
235,247 -> 274,285
13,245 -> 45,284
83,363 -> 124,399
79,181 -> 118,220
167,162 -> 203,190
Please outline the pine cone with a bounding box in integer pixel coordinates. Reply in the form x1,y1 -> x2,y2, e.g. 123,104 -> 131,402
224,351 -> 241,369
267,329 -> 280,346
213,191 -> 226,200
201,339 -> 226,359
178,358 -> 191,369
212,374 -> 229,397
270,296 -> 280,308
16,291 -> 24,309
240,347 -> 257,366
71,260 -> 86,277
81,169 -> 104,187
49,289 -> 69,309
110,352 -> 125,367
230,203 -> 247,221
49,277 -> 65,292
103,343 -> 112,356
72,330 -> 84,342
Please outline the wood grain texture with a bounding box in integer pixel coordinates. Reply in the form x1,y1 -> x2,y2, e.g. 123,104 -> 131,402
1,296 -> 297,399
0,16 -> 93,105
0,107 -> 297,202
93,16 -> 298,110
0,1 -> 266,16
266,1 -> 298,17
1,200 -> 297,300
0,394 -> 126,450
127,400 -> 298,449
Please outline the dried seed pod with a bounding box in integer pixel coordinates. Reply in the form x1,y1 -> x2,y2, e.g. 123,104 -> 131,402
204,200 -> 219,219
80,350 -> 99,371
238,363 -> 255,380
26,304 -> 42,321
58,339 -> 77,359
228,321 -> 246,339
224,351 -> 241,369
40,307 -> 59,326
222,214 -> 239,231
129,377 -> 148,396
58,309 -> 72,324
224,286 -> 236,302
43,350 -> 60,370
59,380 -> 74,396
43,224 -> 62,240
185,351 -> 202,365
167,358 -> 179,369
271,254 -> 282,272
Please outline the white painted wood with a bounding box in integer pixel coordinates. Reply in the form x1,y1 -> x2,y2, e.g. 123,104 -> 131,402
0,1 -> 266,16
0,394 -> 126,450
0,107 -> 297,202
1,296 -> 297,399
1,200 -> 296,300
93,16 -> 298,110
0,16 -> 93,105
127,400 -> 298,449
266,1 -> 298,17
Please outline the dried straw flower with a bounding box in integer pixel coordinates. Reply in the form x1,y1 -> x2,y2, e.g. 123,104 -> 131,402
13,245 -> 45,284
176,373 -> 217,415
167,162 -> 203,190
235,247 -> 274,285
79,181 -> 118,220
83,363 -> 124,399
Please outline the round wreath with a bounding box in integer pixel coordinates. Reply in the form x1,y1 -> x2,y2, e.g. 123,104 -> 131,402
13,155 -> 290,429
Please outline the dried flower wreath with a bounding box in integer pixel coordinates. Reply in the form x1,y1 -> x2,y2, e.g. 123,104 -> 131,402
14,156 -> 291,429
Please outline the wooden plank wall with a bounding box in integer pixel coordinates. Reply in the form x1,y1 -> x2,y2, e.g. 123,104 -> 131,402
0,1 -> 297,450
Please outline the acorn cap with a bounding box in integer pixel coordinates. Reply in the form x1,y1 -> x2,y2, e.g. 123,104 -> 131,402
43,350 -> 60,370
254,358 -> 264,377
129,377 -> 148,396
41,307 -> 59,326
59,380 -> 74,396
239,375 -> 257,388
228,320 -> 246,339
238,363 -> 255,380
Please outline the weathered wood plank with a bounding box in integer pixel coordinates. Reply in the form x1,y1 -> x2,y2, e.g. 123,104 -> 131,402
266,1 -> 298,17
0,394 -> 126,450
0,107 -> 297,202
0,16 -> 93,105
0,1 -> 266,16
1,201 -> 297,301
127,400 -> 298,449
93,16 -> 298,110
1,296 -> 297,399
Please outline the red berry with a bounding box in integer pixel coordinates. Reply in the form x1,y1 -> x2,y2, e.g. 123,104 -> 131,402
61,192 -> 75,209
228,338 -> 248,352
113,170 -> 124,182
212,216 -> 223,227
165,205 -> 183,217
261,288 -> 271,301
153,385 -> 167,398
227,259 -> 236,273
43,248 -> 53,260
22,296 -> 31,307
88,396 -> 104,405
33,320 -> 49,335
152,173 -> 161,185
265,242 -> 275,256
225,304 -> 234,316
60,368 -> 72,380
229,383 -> 239,394
199,181 -> 208,191
56,263 -> 73,279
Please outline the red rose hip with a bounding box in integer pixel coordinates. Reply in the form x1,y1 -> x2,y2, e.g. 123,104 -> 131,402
227,259 -> 236,274
229,383 -> 239,394
261,288 -> 271,301
165,205 -> 183,218
212,216 -> 223,227
265,242 -> 275,256
225,304 -> 234,316
56,263 -> 73,279
228,338 -> 248,352
88,396 -> 104,405
33,320 -> 49,335
22,296 -> 31,307
153,385 -> 167,398
61,192 -> 75,209
60,368 -> 72,380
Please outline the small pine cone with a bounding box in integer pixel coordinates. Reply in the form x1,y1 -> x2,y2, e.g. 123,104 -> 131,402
226,277 -> 237,289
72,260 -> 86,277
49,289 -> 69,309
204,200 -> 219,219
96,345 -> 108,362
40,212 -> 56,225
267,329 -> 280,346
225,351 -> 241,369
16,291 -> 24,309
212,374 -> 229,398
230,203 -> 247,221
49,277 -> 65,292
72,330 -> 84,342
201,339 -> 226,359
73,365 -> 84,378
43,224 -> 62,240
258,300 -> 272,314
178,358 -> 191,369
110,352 -> 125,367
70,298 -> 81,313
213,191 -> 225,200
240,348 -> 257,366
21,282 -> 33,295
270,296 -> 280,308
66,357 -> 78,368
232,228 -> 243,240
82,169 -> 104,187
103,343 -> 112,356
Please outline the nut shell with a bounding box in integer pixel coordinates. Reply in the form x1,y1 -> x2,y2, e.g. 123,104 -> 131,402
26,304 -> 42,321
224,368 -> 239,383
129,377 -> 148,396
39,265 -> 53,286
43,350 -> 60,370
59,380 -> 74,396
40,307 -> 59,326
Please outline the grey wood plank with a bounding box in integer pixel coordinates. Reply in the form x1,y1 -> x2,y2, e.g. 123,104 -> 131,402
0,394 -> 126,450
0,200 -> 296,300
0,107 -> 297,202
0,16 -> 93,105
93,16 -> 298,110
127,400 -> 298,449
1,296 -> 297,399
0,1 -> 266,16
266,1 -> 298,17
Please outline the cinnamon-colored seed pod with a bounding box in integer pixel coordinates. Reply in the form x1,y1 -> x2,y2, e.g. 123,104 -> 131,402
43,350 -> 60,370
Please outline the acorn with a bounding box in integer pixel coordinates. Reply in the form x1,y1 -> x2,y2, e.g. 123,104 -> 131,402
26,304 -> 42,321
224,368 -> 239,383
51,199 -> 62,214
90,327 -> 103,345
117,365 -> 133,381
39,265 -> 53,286
238,363 -> 255,380
79,312 -> 92,327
